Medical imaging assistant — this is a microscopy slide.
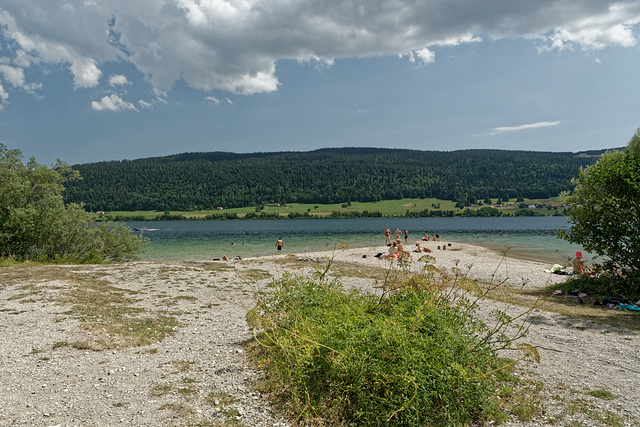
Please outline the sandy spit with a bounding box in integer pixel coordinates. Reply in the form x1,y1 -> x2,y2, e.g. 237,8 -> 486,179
1,240 -> 638,426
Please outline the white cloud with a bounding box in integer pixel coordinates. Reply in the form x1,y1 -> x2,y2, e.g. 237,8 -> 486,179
206,95 -> 232,105
0,62 -> 42,95
490,121 -> 561,135
153,88 -> 168,104
0,0 -> 639,98
538,3 -> 640,51
205,96 -> 220,105
91,93 -> 137,112
0,82 -> 8,109
69,58 -> 102,88
408,48 -> 435,65
109,74 -> 130,86
138,99 -> 153,109
0,64 -> 25,87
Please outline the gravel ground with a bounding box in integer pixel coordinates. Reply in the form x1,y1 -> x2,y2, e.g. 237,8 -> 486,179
1,241 -> 638,426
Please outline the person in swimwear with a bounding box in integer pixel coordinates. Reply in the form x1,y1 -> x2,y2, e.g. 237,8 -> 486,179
573,250 -> 586,275
384,226 -> 392,245
385,242 -> 399,258
276,237 -> 283,251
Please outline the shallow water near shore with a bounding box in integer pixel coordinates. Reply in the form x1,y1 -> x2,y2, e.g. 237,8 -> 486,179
127,216 -> 589,265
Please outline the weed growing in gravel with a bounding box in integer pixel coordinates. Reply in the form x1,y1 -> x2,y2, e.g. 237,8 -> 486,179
158,402 -> 196,417
171,360 -> 195,373
205,391 -> 237,406
150,383 -> 172,397
565,397 -> 624,426
511,391 -> 541,421
237,268 -> 272,281
27,347 -> 44,355
246,258 -> 540,426
60,277 -> 179,348
1,265 -> 180,349
587,388 -> 616,400
7,283 -> 42,301
178,387 -> 197,398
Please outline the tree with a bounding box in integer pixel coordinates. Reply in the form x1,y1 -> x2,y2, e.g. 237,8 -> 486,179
560,129 -> 640,280
0,144 -> 148,262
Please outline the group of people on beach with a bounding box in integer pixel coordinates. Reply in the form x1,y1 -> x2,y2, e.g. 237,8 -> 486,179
381,226 -> 407,259
383,226 -> 440,246
383,226 -> 407,246
381,226 -> 443,259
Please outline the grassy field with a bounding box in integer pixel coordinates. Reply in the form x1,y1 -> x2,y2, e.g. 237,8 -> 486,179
104,197 -> 566,219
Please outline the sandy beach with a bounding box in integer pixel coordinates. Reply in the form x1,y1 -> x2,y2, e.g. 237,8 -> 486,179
1,240 -> 638,426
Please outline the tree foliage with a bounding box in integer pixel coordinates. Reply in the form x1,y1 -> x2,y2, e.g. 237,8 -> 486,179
560,130 -> 640,281
63,148 -> 603,211
0,144 -> 148,262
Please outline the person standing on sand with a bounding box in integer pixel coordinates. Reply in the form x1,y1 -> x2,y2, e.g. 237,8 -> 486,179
384,226 -> 391,246
573,250 -> 586,275
404,228 -> 408,243
276,237 -> 283,251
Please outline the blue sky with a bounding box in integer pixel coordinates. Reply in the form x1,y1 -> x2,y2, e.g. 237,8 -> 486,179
1,1 -> 640,165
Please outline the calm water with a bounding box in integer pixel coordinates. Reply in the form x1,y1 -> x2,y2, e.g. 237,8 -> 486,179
127,216 -> 587,265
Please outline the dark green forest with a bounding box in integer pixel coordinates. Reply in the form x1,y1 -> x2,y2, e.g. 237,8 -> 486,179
63,148 -> 607,211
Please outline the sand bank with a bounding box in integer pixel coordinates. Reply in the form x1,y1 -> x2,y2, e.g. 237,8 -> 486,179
263,239 -> 572,289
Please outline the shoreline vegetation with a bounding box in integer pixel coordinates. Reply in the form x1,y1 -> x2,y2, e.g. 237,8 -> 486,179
97,197 -> 567,221
2,241 -> 638,425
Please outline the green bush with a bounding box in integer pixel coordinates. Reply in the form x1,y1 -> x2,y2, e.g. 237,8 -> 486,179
553,274 -> 640,301
0,144 -> 147,263
247,271 -> 524,426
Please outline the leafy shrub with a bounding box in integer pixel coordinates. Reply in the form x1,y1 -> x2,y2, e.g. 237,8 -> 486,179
0,144 -> 147,263
553,274 -> 640,302
247,269 -> 527,426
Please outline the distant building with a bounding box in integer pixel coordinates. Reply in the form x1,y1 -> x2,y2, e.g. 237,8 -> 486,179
96,211 -> 105,214
216,207 -> 223,210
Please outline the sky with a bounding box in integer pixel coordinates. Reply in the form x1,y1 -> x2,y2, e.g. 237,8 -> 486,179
1,1 -> 640,166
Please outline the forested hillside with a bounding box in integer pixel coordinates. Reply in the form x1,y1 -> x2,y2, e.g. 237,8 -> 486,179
63,148 -> 606,211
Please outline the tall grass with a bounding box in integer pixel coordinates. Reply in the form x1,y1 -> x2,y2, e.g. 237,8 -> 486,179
247,261 -> 536,425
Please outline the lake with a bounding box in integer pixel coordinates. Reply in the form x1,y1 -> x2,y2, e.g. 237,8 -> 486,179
126,216 -> 587,265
